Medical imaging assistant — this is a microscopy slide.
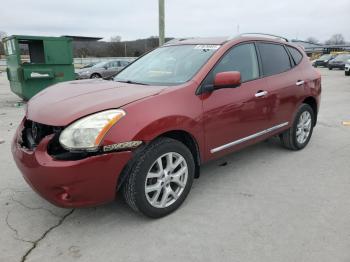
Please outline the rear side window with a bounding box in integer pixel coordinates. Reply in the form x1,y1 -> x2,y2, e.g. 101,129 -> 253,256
210,43 -> 259,82
287,46 -> 303,65
258,43 -> 291,76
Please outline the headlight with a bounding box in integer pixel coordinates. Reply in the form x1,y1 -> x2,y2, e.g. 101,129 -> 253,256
59,109 -> 126,151
324,60 -> 328,62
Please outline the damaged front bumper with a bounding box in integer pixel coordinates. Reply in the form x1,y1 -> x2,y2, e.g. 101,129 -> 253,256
11,119 -> 133,208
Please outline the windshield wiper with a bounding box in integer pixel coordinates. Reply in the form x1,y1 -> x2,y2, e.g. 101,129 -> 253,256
116,80 -> 149,85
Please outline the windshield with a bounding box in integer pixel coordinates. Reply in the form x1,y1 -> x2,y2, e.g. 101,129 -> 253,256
334,54 -> 350,61
319,54 -> 331,60
92,61 -> 108,68
114,45 -> 220,85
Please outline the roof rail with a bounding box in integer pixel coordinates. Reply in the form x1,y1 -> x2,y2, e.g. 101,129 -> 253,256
237,33 -> 289,42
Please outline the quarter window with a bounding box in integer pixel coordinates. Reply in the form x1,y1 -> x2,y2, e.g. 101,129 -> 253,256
207,43 -> 259,83
258,43 -> 291,76
287,46 -> 303,65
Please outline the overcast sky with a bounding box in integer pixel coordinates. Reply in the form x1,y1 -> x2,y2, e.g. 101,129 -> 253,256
2,0 -> 349,42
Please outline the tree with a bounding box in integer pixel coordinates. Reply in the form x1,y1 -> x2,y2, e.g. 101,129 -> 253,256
110,35 -> 122,42
0,31 -> 6,56
325,34 -> 345,45
0,31 -> 7,40
306,37 -> 319,44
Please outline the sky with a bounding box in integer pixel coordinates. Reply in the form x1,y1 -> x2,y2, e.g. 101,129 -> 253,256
1,0 -> 350,42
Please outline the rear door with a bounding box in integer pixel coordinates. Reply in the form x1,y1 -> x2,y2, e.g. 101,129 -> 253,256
202,43 -> 273,159
256,42 -> 304,127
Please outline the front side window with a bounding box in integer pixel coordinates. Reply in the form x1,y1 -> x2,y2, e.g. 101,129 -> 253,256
203,43 -> 259,85
258,43 -> 291,76
114,45 -> 219,85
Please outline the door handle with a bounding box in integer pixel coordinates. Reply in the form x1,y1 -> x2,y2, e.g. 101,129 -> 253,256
255,90 -> 268,97
296,80 -> 305,86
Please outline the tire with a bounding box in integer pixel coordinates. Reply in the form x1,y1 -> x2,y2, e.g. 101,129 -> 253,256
345,71 -> 350,76
280,104 -> 315,150
90,73 -> 101,79
328,67 -> 333,70
122,137 -> 195,218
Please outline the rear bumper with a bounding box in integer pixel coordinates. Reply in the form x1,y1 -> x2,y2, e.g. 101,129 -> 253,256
11,124 -> 132,208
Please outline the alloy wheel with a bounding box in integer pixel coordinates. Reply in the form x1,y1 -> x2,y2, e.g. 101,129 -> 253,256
145,152 -> 188,208
296,111 -> 312,144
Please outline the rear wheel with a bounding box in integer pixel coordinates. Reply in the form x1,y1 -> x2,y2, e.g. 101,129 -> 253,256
328,67 -> 333,70
122,138 -> 195,218
280,104 -> 315,150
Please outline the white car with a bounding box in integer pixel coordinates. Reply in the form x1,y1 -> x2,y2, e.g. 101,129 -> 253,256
345,59 -> 350,76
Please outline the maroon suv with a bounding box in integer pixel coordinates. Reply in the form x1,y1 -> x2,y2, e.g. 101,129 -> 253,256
12,34 -> 321,218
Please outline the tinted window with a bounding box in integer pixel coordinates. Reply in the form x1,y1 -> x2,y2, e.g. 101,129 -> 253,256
208,43 -> 259,83
109,61 -> 119,68
120,61 -> 129,67
287,46 -> 303,65
258,43 -> 291,76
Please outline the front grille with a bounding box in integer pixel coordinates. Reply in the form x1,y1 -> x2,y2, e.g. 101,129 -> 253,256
21,119 -> 102,161
21,119 -> 62,150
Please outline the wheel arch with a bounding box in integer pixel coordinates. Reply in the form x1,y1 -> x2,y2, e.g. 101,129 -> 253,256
302,96 -> 318,126
156,130 -> 201,179
116,129 -> 201,192
90,72 -> 102,78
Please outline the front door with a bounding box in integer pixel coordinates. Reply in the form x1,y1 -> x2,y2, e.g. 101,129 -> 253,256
201,43 -> 274,160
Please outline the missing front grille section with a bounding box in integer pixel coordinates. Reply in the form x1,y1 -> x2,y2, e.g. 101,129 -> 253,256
21,119 -> 62,150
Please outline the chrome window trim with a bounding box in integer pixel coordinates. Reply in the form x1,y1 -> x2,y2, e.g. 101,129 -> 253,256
210,122 -> 289,153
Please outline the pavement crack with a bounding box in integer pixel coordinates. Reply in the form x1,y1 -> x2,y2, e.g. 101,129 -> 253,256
21,209 -> 74,262
5,211 -> 34,244
11,196 -> 62,218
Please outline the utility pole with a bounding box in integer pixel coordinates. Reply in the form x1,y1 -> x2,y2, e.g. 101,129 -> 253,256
159,0 -> 165,46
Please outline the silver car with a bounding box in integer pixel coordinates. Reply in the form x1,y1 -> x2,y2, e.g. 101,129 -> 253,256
76,60 -> 130,79
345,59 -> 350,76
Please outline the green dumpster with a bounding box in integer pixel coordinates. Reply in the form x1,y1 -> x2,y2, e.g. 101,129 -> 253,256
3,35 -> 75,100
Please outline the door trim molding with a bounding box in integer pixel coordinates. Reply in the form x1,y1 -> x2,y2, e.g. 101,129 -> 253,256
210,122 -> 289,153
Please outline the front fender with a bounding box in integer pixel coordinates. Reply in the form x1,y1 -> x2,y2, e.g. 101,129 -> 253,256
103,114 -> 203,151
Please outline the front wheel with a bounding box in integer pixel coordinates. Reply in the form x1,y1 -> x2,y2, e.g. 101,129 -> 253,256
280,104 -> 315,150
122,138 -> 195,218
90,73 -> 101,78
345,71 -> 350,76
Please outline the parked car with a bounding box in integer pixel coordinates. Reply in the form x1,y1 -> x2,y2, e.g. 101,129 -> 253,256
313,54 -> 336,67
12,34 -> 321,218
76,60 -> 130,79
345,59 -> 350,76
328,54 -> 350,70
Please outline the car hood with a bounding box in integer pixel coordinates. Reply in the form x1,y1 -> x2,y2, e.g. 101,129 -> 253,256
27,79 -> 166,126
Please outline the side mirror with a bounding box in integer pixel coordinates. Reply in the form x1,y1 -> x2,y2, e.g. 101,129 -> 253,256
214,71 -> 241,89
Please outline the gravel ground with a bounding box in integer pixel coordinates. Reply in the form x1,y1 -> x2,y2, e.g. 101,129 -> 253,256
0,68 -> 349,262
